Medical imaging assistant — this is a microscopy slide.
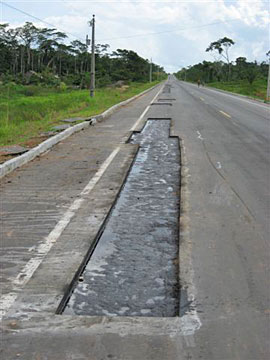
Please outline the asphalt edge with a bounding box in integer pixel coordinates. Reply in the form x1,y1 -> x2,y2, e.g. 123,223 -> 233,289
170,105 -> 202,332
0,82 -> 163,179
178,79 -> 269,106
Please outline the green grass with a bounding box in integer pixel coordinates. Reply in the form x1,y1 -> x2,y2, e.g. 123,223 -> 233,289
0,81 -> 160,146
207,78 -> 267,101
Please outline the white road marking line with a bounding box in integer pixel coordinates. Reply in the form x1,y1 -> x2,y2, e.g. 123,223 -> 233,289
219,110 -> 231,118
0,146 -> 120,319
130,85 -> 164,131
185,81 -> 270,109
130,106 -> 150,132
205,86 -> 270,109
196,130 -> 204,140
233,121 -> 240,127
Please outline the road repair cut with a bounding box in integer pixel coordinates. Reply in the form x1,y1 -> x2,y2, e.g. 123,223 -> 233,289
63,119 -> 181,317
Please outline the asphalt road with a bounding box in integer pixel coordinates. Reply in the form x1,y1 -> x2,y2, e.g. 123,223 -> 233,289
0,78 -> 269,360
171,76 -> 270,359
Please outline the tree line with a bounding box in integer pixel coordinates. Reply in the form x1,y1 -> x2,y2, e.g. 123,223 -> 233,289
176,37 -> 269,85
0,22 -> 166,87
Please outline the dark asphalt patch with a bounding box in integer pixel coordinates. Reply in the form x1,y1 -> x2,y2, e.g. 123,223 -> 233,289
151,103 -> 173,106
63,120 -> 180,317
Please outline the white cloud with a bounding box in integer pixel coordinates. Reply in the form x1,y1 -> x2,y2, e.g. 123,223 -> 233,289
3,0 -> 270,71
250,41 -> 268,59
43,14 -> 89,40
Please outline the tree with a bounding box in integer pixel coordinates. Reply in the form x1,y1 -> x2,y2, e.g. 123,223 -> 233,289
0,22 -> 166,86
245,62 -> 258,85
235,57 -> 247,80
17,22 -> 39,75
0,24 -> 20,75
206,37 -> 235,80
70,40 -> 88,74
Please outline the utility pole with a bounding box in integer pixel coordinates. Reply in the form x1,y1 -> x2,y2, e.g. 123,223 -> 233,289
86,34 -> 90,74
89,14 -> 95,97
267,59 -> 270,102
86,34 -> 90,72
86,34 -> 90,48
149,58 -> 152,83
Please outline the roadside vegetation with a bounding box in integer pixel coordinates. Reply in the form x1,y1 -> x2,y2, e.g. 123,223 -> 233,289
0,21 -> 166,147
207,78 -> 267,100
175,37 -> 269,101
0,81 -> 160,146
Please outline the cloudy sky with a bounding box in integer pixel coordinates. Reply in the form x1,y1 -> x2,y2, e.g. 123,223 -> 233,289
1,0 -> 269,72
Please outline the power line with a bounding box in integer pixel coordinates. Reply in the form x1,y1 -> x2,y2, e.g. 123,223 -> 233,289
2,1 -> 85,42
97,18 -> 242,42
5,1 -> 269,3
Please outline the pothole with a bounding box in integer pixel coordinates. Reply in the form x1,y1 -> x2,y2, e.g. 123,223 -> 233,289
62,119 -> 181,317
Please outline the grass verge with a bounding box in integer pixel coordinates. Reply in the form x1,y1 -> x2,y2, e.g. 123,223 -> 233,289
207,78 -> 267,101
0,81 -> 160,147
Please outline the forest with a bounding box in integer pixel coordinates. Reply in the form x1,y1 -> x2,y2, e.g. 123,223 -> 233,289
175,37 -> 269,101
175,58 -> 268,85
175,37 -> 268,86
0,21 -> 166,88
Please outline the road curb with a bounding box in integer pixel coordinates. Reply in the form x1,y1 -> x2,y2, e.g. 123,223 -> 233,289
0,82 -> 162,179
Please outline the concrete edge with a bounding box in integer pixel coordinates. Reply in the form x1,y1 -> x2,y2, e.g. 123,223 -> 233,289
0,122 -> 90,179
0,82 -> 163,179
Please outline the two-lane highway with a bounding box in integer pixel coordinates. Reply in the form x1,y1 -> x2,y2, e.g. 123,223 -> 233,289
171,76 -> 269,359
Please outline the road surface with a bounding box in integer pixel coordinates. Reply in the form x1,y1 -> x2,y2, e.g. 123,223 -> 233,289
0,77 -> 269,359
171,77 -> 270,359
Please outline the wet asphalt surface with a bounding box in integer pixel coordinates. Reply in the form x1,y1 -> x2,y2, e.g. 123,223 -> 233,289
64,119 -> 180,317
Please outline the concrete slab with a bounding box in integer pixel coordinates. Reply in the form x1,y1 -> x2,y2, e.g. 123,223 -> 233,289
52,124 -> 71,131
0,145 -> 29,156
61,117 -> 85,123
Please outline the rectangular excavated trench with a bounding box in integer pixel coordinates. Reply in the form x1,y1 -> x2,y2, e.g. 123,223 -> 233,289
62,119 -> 180,317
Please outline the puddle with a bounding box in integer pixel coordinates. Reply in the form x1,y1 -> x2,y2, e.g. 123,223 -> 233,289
63,120 -> 180,317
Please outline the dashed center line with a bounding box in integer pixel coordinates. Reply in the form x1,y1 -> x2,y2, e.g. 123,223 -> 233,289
196,130 -> 204,140
216,161 -> 222,169
219,110 -> 231,118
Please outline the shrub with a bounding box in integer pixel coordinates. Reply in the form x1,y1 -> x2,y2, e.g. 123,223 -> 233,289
40,70 -> 61,86
58,82 -> 67,91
